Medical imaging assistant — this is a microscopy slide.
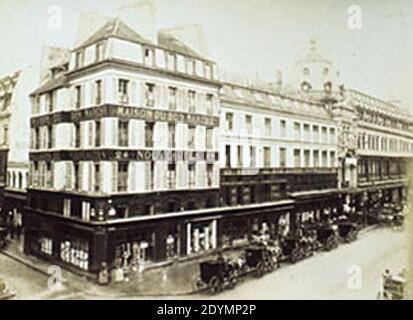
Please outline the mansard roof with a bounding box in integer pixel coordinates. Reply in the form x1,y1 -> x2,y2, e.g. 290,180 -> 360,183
221,82 -> 332,120
74,18 -> 154,50
157,30 -> 206,61
30,74 -> 68,96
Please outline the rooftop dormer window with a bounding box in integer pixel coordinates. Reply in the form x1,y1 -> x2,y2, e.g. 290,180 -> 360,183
75,50 -> 85,69
144,48 -> 154,67
95,42 -> 105,62
166,52 -> 176,71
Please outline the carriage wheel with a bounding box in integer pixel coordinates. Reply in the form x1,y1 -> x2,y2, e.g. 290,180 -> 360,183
209,276 -> 222,294
228,275 -> 238,289
256,261 -> 265,278
291,248 -> 301,263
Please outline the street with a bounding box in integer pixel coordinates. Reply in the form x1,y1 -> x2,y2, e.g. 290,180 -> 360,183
0,226 -> 408,300
186,227 -> 408,300
0,253 -> 84,300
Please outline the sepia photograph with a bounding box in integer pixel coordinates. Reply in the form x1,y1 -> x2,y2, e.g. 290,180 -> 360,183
0,0 -> 412,303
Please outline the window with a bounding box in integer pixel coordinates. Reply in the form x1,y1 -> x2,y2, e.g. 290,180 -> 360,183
313,150 -> 320,167
75,123 -> 81,148
225,145 -> 231,168
47,125 -> 53,149
304,150 -> 310,167
207,163 -> 213,186
145,83 -> 155,107
187,59 -> 196,75
75,51 -> 84,69
46,92 -> 54,112
63,199 -> 71,218
293,122 -> 301,140
118,120 -> 129,147
293,149 -> 301,167
118,162 -> 128,192
166,52 -> 176,71
188,125 -> 196,149
321,127 -> 328,143
206,127 -> 213,149
303,124 -> 310,141
322,151 -> 328,167
95,80 -> 102,105
40,237 -> 53,256
264,118 -> 272,136
250,146 -> 256,167
1,125 -> 8,145
237,145 -> 243,168
313,125 -> 320,142
74,162 -> 80,190
206,94 -> 214,115
303,67 -> 310,75
145,122 -> 154,147
95,120 -> 101,147
188,163 -> 196,187
168,87 -> 177,110
95,42 -> 105,62
329,128 -> 336,143
94,163 -> 100,192
144,48 -> 154,66
225,112 -> 233,131
118,79 -> 129,104
145,161 -> 154,190
263,146 -> 271,167
168,123 -> 175,148
167,163 -> 176,189
279,147 -> 286,167
280,120 -> 287,138
330,151 -> 336,167
75,85 -> 82,109
188,90 -> 196,113
245,115 -> 252,134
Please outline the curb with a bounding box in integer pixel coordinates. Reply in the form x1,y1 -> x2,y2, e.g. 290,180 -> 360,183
0,249 -> 50,278
0,249 -> 198,298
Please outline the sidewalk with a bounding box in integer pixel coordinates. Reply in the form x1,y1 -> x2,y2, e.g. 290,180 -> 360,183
1,239 -> 204,298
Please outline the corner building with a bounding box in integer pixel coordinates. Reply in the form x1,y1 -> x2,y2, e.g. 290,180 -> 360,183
25,19 -> 221,272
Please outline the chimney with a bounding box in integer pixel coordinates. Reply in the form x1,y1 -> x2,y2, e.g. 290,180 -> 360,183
117,0 -> 157,43
39,46 -> 70,83
74,11 -> 110,48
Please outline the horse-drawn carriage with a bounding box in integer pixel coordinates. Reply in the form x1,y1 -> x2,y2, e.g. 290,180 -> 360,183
302,222 -> 340,251
245,244 -> 279,277
377,203 -> 405,228
197,258 -> 239,294
280,234 -> 313,263
336,219 -> 358,243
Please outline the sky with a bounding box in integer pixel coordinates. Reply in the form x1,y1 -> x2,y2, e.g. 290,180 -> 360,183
1,0 -> 412,109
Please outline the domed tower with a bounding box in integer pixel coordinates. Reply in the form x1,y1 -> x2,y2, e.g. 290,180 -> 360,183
295,38 -> 340,95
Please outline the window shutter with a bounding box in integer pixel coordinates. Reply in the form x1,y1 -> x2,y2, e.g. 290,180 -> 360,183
111,161 -> 118,193
90,81 -> 95,106
130,80 -> 137,105
155,84 -> 161,107
113,78 -> 118,104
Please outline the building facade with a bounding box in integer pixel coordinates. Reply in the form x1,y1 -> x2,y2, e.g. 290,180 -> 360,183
25,18 -> 221,272
21,19 -> 413,275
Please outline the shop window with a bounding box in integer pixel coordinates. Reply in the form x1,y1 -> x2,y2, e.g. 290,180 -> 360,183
39,237 -> 53,256
60,239 -> 89,271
